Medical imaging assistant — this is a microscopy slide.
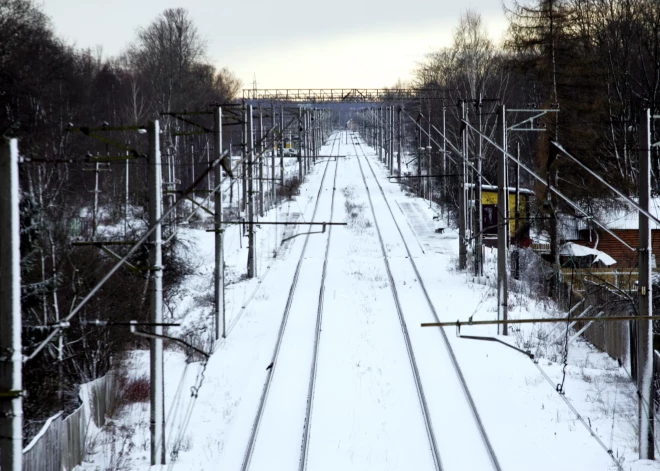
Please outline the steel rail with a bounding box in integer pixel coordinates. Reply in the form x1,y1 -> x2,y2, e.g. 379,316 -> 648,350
299,134 -> 340,471
353,136 -> 502,471
351,134 -> 444,471
241,135 -> 339,471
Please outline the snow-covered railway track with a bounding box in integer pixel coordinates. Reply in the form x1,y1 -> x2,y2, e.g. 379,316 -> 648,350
350,137 -> 444,471
240,135 -> 340,471
351,134 -> 502,471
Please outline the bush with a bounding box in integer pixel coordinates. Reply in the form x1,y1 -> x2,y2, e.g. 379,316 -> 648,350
120,375 -> 150,404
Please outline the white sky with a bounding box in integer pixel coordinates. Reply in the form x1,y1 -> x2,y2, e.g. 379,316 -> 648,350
39,0 -> 509,90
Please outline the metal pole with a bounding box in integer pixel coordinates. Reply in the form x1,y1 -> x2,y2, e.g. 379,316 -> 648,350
638,108 -> 654,459
312,109 -> 317,164
247,105 -> 256,278
242,105 -> 248,214
271,104 -> 276,207
258,106 -> 264,216
389,107 -> 394,173
0,138 -> 22,471
147,121 -> 164,464
125,153 -> 129,236
514,142 -> 521,280
280,104 -> 285,189
93,161 -> 99,237
428,105 -> 432,206
397,106 -> 403,176
459,102 -> 468,270
214,108 -> 225,340
417,110 -> 422,195
305,110 -> 310,173
496,105 -> 509,336
442,105 -> 447,214
475,97 -> 484,276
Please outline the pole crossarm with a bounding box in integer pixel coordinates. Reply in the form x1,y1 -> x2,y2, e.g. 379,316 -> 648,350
422,314 -> 660,328
206,221 -> 347,228
86,154 -> 141,162
129,321 -> 209,360
507,109 -> 559,132
388,174 -> 462,179
461,119 -> 636,252
67,125 -> 147,158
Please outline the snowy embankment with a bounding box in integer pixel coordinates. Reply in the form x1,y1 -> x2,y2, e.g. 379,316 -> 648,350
82,132 -> 658,471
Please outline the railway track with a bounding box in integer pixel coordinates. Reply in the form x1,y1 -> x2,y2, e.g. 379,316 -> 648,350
241,133 -> 340,471
350,133 -> 502,471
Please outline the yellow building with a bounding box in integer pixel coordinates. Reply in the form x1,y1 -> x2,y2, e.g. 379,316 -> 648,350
471,184 -> 534,237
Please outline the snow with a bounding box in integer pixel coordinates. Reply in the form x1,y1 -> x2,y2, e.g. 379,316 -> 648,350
561,242 -> 617,266
81,131 -> 660,471
594,198 -> 660,230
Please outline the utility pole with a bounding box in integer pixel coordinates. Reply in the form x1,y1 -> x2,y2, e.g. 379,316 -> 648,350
242,106 -> 248,214
93,161 -> 100,237
442,105 -> 447,220
397,106 -> 403,176
214,108 -> 225,340
427,105 -> 432,205
385,107 -> 390,169
247,105 -> 256,278
298,108 -> 304,181
305,110 -> 311,172
388,106 -> 393,173
513,142 -> 521,280
271,104 -> 276,207
458,102 -> 468,269
280,104 -> 285,189
258,106 -> 264,217
147,121 -> 165,464
378,107 -> 383,161
475,96 -> 484,277
496,105 -> 509,335
125,152 -> 130,236
638,107 -> 654,460
417,110 -> 422,195
0,138 -> 22,471
312,109 -> 317,164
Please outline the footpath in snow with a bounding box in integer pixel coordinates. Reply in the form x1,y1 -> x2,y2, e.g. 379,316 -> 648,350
83,131 -> 657,471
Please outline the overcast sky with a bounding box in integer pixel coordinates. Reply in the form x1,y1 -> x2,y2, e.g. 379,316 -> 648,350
39,0 -> 508,90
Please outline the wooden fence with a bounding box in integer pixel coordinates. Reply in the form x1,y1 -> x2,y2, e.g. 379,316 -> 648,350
562,268 -> 638,292
22,372 -> 116,471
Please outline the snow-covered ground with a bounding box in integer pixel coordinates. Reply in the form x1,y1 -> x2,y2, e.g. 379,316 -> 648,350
81,132 -> 658,471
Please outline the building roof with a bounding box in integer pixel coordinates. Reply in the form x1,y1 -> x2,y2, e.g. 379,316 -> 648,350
466,184 -> 535,196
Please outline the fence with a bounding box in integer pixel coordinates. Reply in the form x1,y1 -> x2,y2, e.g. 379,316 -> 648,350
578,281 -> 633,372
22,371 -> 117,471
562,268 -> 638,292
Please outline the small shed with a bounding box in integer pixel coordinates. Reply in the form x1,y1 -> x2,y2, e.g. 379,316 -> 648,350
469,184 -> 534,240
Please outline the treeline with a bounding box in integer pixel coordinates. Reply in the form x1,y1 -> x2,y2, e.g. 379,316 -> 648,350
411,0 -> 660,262
1,0 -> 240,438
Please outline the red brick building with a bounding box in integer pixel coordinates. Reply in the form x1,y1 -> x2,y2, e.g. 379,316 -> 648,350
566,201 -> 660,269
